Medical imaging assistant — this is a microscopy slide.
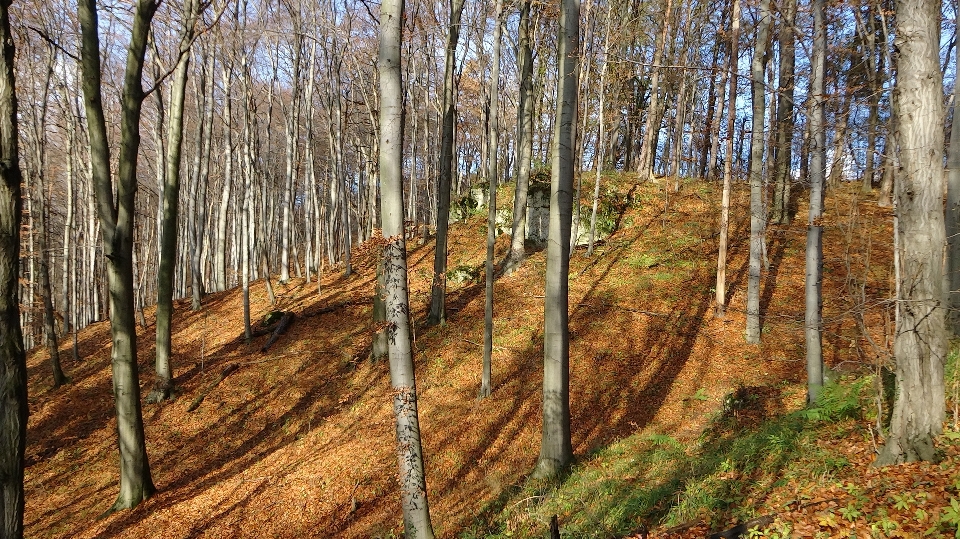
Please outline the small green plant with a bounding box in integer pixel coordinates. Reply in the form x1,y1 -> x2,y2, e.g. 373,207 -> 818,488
891,492 -> 916,511
691,388 -> 710,402
840,502 -> 863,522
940,496 -> 960,537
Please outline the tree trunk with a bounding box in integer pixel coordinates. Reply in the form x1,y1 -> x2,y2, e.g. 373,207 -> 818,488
770,0 -> 797,225
806,0 -> 826,404
946,20 -> 960,336
214,61 -> 233,293
745,0 -> 773,344
482,0 -> 505,398
378,0 -> 436,534
153,0 -> 199,404
587,1 -> 613,257
636,0 -> 674,180
78,0 -> 158,512
875,0 -> 946,465
504,0 -> 534,274
534,0 -> 579,480
0,1 -> 28,533
715,0 -> 740,317
427,0 -> 466,325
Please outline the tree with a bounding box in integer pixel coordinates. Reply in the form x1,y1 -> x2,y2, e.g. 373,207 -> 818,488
534,0 -> 579,480
806,0 -> 826,404
875,0 -> 946,465
770,0 -> 797,225
715,0 -> 740,317
482,0 -> 505,398
745,0 -> 773,344
587,0 -> 613,257
428,0 -> 466,325
77,0 -> 158,511
503,0 -> 534,274
153,0 -> 201,404
378,0 -> 436,533
946,14 -> 960,336
0,0 -> 28,533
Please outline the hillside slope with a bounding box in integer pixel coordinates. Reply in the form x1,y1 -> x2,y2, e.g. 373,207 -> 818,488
24,176 -> 904,538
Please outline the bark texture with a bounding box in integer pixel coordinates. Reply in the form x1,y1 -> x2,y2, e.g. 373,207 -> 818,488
427,0 -> 466,325
806,0 -> 826,404
378,0 -> 435,534
78,0 -> 157,511
745,0 -> 773,344
0,0 -> 27,533
875,0 -> 946,465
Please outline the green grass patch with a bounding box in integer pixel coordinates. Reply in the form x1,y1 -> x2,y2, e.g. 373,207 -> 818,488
470,378 -> 876,538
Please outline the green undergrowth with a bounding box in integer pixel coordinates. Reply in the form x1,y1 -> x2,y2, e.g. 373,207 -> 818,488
464,379 -> 874,538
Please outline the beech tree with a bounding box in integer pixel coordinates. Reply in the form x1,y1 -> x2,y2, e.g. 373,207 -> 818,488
806,0 -> 826,404
744,0 -> 773,344
78,0 -> 158,511
0,0 -> 28,533
534,0 -> 579,480
875,0 -> 946,465
428,0 -> 466,325
378,0 -> 436,533
482,0 -> 505,398
153,0 -> 201,404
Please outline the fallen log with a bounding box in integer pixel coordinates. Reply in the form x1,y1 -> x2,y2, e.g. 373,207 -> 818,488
187,363 -> 239,412
260,311 -> 295,353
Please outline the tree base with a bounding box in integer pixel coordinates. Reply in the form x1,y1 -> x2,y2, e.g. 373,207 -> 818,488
145,378 -> 175,404
873,434 -> 939,466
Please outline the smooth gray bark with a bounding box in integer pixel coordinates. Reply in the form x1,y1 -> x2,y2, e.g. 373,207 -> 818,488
379,0 -> 435,534
153,0 -> 199,403
534,0 -> 579,480
745,0 -> 773,344
482,0 -> 505,398
806,0 -> 826,404
78,0 -> 157,511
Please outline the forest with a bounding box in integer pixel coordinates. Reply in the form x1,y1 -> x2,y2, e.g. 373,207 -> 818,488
0,0 -> 956,535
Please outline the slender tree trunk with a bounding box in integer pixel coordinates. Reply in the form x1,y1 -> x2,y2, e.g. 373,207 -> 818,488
214,62 -> 233,293
153,0 -> 199,403
378,0 -> 435,534
427,0 -> 466,324
588,1 -> 613,257
0,1 -> 28,533
78,0 -> 158,512
636,0 -> 674,180
35,180 -> 66,388
875,0 -> 946,465
745,0 -> 773,344
482,0 -> 505,398
945,23 -> 960,335
504,0 -> 534,274
771,0 -> 797,225
715,0 -> 741,317
534,0 -> 579,480
806,0 -> 826,404
190,50 -> 214,310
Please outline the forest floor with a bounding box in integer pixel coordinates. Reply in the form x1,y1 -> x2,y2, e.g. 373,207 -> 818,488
22,175 -> 960,538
